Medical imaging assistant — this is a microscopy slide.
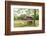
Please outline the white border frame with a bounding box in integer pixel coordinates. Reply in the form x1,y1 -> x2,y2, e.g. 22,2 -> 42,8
11,5 -> 42,31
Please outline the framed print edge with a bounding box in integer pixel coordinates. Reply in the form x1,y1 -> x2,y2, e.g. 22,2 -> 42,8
5,1 -> 45,35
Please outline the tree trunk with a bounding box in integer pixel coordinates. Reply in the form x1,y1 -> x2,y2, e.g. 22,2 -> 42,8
34,9 -> 36,26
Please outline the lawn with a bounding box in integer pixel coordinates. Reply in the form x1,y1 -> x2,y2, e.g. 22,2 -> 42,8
14,20 -> 39,27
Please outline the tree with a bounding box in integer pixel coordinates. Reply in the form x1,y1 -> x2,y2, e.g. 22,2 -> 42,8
25,9 -> 32,16
34,9 -> 36,26
20,14 -> 26,20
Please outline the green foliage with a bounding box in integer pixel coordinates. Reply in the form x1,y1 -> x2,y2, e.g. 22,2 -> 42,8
14,14 -> 27,20
14,8 -> 39,20
14,16 -> 16,21
14,14 -> 39,20
32,14 -> 39,20
20,14 -> 26,20
25,9 -> 32,16
36,14 -> 39,20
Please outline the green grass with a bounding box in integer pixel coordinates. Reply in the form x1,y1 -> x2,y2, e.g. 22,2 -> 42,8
14,20 -> 39,27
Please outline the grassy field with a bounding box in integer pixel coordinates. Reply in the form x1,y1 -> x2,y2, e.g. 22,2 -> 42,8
14,20 -> 39,27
